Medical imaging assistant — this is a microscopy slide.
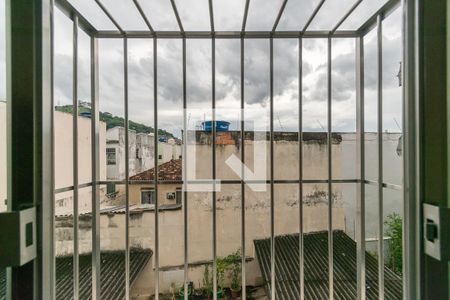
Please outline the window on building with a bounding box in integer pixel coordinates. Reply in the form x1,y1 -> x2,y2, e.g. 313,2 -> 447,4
106,148 -> 116,165
158,154 -> 162,160
176,188 -> 182,205
136,148 -> 140,159
141,188 -> 155,205
106,182 -> 116,194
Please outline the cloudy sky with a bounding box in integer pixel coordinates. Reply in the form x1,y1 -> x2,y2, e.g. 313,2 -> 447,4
1,0 -> 403,137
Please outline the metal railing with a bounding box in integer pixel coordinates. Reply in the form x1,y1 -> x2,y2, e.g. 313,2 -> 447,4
51,0 -> 405,299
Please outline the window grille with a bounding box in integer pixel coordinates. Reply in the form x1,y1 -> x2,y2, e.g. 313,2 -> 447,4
49,0 -> 408,299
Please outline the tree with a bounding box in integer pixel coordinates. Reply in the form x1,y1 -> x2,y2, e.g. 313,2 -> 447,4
384,213 -> 402,275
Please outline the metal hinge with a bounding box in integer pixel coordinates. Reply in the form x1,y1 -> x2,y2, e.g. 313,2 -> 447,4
423,203 -> 450,261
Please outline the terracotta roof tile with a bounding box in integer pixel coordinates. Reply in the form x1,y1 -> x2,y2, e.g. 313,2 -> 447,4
129,158 -> 182,181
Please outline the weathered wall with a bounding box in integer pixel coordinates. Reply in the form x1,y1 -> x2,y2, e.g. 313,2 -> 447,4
129,183 -> 180,206
55,182 -> 345,295
187,131 -> 343,181
54,111 -> 107,216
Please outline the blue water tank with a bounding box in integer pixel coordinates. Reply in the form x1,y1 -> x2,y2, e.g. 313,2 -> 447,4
202,121 -> 230,132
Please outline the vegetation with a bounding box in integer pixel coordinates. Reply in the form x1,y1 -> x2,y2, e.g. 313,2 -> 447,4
201,249 -> 242,298
202,264 -> 214,297
384,213 -> 402,275
55,104 -> 175,138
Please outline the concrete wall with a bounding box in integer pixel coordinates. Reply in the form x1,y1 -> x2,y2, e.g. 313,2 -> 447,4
158,142 -> 182,166
129,183 -> 180,207
55,183 -> 345,296
186,132 -> 342,181
0,105 -> 107,215
54,111 -> 107,216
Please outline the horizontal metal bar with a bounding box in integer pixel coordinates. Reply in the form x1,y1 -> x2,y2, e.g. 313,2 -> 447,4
357,0 -> 400,35
95,30 -> 360,39
55,0 -> 97,36
54,182 -> 93,194
99,179 -> 360,185
55,179 -> 403,194
364,180 -> 403,191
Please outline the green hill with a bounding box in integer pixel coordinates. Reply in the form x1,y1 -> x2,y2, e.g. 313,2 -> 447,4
55,104 -> 175,138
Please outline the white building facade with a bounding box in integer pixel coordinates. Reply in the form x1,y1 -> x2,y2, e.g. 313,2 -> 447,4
106,126 -> 181,181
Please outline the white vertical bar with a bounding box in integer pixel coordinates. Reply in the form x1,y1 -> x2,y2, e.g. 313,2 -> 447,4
240,36 -> 247,300
182,37 -> 188,300
402,0 -> 420,297
212,36 -> 217,300
124,37 -> 130,300
269,37 -> 275,300
376,14 -> 385,300
153,37 -> 160,300
327,35 -> 334,300
45,1 -> 56,298
298,36 -> 304,300
355,36 -> 366,300
72,15 -> 79,300
90,36 -> 101,300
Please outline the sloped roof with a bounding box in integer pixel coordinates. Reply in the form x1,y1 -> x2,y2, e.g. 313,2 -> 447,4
55,250 -> 151,300
0,250 -> 152,300
254,231 -> 402,300
129,158 -> 182,181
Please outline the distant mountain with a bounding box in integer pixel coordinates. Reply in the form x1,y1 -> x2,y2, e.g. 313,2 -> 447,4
55,104 -> 175,139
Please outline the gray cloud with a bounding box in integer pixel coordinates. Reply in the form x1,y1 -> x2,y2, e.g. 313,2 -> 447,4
47,1 -> 402,135
306,32 -> 402,104
308,51 -> 356,102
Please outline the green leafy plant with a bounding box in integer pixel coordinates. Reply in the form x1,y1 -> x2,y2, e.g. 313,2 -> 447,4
203,264 -> 213,297
225,250 -> 242,291
384,213 -> 402,275
202,249 -> 243,298
216,257 -> 227,289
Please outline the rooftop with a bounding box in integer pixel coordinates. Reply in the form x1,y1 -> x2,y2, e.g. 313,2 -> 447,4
1,250 -> 152,299
55,250 -> 151,300
130,158 -> 182,181
254,231 -> 402,300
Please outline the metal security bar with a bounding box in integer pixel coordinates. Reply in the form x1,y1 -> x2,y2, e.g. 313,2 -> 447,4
123,36 -> 131,300
90,35 -> 101,299
376,15 -> 385,300
49,0 -> 407,299
72,15 -> 80,300
355,35 -> 366,300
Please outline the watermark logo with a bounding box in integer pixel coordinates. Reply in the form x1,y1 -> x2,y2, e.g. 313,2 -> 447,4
183,108 -> 268,192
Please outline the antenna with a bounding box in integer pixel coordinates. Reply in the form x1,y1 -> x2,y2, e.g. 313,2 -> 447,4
277,114 -> 285,131
393,118 -> 401,132
316,119 -> 325,131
